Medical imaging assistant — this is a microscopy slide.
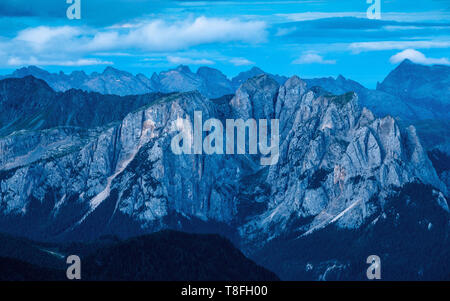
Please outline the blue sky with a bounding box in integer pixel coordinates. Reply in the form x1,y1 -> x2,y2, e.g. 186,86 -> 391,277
0,0 -> 449,87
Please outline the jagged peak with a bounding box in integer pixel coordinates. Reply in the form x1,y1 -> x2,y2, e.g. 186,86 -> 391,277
399,58 -> 413,66
336,74 -> 346,81
196,66 -> 226,77
70,70 -> 88,77
174,65 -> 192,73
239,73 -> 279,92
12,65 -> 50,76
249,66 -> 265,73
283,75 -> 306,88
102,66 -> 130,76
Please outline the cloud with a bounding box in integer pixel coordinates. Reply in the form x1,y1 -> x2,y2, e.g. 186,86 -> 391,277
229,57 -> 254,66
389,49 -> 450,66
349,40 -> 450,53
15,26 -> 81,46
275,27 -> 298,37
7,57 -> 113,66
0,16 -> 267,68
292,53 -> 336,65
167,56 -> 215,65
86,17 -> 267,52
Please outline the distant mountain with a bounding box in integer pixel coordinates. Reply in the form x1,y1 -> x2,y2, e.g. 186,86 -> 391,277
1,66 -> 157,96
0,65 -> 287,99
197,66 -> 235,97
153,65 -> 215,97
0,230 -> 278,281
377,59 -> 450,120
231,66 -> 288,88
304,74 -> 421,121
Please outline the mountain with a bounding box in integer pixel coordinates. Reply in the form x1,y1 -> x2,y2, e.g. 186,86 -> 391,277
1,66 -> 157,96
82,67 -> 157,96
304,75 -> 419,121
0,73 -> 447,280
0,230 -> 277,281
302,62 -> 450,193
0,65 -> 288,99
231,66 -> 288,88
153,65 -> 205,94
0,76 -> 168,137
377,59 -> 450,120
197,66 -> 235,97
304,60 -> 450,122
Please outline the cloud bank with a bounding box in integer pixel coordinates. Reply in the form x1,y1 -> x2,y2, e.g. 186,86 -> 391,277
0,16 -> 267,67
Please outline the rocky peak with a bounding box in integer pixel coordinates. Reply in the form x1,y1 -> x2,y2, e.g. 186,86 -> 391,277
11,66 -> 50,78
231,67 -> 265,88
175,65 -> 192,74
196,66 -> 225,78
230,74 -> 280,120
102,66 -> 129,77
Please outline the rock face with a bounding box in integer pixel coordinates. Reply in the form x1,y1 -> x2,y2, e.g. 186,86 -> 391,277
0,74 -> 448,280
303,61 -> 450,192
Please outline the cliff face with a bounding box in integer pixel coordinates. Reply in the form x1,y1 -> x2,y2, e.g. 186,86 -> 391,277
0,74 -> 448,279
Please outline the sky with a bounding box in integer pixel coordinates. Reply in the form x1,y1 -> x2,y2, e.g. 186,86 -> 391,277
0,0 -> 449,88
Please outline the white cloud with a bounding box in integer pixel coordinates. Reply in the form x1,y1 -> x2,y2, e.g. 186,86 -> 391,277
389,49 -> 450,66
349,40 -> 450,53
382,25 -> 423,31
15,26 -> 82,48
230,57 -> 254,66
7,57 -> 113,66
0,17 -> 267,67
275,27 -> 297,37
85,17 -> 267,52
167,56 -> 215,65
293,53 -> 336,65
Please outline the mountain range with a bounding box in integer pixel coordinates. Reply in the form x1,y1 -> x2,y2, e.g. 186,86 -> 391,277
3,59 -> 449,121
0,65 -> 287,99
0,61 -> 448,280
